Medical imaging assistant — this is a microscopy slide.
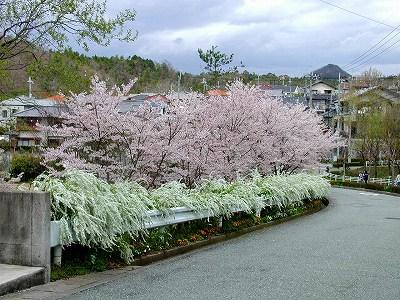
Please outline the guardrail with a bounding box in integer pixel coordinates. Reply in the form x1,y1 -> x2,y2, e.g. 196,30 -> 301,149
325,173 -> 392,185
50,206 -> 257,264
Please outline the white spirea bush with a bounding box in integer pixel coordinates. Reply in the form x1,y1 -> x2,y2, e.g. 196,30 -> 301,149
33,169 -> 331,261
33,171 -> 152,249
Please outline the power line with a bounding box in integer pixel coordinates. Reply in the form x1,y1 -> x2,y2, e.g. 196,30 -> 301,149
318,0 -> 397,29
346,36 -> 400,72
343,24 -> 400,70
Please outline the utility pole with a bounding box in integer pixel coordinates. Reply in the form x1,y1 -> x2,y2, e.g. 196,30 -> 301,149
177,71 -> 181,100
27,77 -> 34,98
202,78 -> 207,92
305,72 -> 318,108
336,73 -> 342,161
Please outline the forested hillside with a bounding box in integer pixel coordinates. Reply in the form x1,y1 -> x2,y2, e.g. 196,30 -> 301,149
0,49 -> 188,99
0,49 -> 304,100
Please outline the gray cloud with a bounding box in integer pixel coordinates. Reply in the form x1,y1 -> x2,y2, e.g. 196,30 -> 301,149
85,0 -> 400,77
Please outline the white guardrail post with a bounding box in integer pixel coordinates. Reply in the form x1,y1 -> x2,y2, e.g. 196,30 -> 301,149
50,206 -> 232,265
50,221 -> 63,265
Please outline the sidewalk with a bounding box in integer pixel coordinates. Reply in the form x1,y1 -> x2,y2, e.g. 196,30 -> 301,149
0,266 -> 141,300
0,265 -> 45,297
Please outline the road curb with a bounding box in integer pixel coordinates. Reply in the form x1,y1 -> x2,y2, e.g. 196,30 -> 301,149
132,202 -> 325,266
331,185 -> 400,197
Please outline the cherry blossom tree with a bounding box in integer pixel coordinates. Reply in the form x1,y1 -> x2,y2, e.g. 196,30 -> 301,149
41,76 -> 186,186
179,81 -> 337,182
41,77 -> 337,187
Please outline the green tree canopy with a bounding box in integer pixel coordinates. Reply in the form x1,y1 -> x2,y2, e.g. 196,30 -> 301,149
0,0 -> 137,72
198,46 -> 233,86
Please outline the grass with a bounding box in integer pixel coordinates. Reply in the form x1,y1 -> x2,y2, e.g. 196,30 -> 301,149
331,165 -> 398,179
329,180 -> 400,194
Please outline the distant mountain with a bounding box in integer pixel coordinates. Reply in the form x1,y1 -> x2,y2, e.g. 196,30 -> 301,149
313,64 -> 351,80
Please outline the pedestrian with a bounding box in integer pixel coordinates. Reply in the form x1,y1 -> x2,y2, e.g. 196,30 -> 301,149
358,172 -> 363,183
363,170 -> 369,184
395,174 -> 400,186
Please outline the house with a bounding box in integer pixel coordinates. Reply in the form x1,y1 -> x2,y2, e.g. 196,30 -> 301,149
0,95 -> 63,129
257,84 -> 299,98
310,80 -> 336,95
310,93 -> 338,115
118,93 -> 170,114
332,85 -> 400,160
8,105 -> 66,148
257,84 -> 282,98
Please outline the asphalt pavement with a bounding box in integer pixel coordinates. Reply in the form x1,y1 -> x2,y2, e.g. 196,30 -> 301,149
4,187 -> 400,300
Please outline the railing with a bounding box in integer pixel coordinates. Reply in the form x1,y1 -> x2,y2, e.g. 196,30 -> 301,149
50,206 -> 256,265
365,160 -> 400,167
325,173 -> 392,185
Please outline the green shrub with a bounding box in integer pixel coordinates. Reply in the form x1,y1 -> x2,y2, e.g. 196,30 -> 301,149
9,153 -> 46,182
332,161 -> 364,168
0,126 -> 8,135
0,140 -> 10,150
330,180 -> 400,194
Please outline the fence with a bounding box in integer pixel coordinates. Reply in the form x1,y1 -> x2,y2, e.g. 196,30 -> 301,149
325,173 -> 392,185
50,206 -> 253,265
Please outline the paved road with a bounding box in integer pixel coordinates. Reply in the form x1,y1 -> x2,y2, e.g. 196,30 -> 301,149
64,188 -> 400,300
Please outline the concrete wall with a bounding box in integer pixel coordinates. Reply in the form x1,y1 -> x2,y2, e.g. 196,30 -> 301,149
0,190 -> 51,283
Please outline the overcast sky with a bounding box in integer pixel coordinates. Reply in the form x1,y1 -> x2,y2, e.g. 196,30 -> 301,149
82,0 -> 400,78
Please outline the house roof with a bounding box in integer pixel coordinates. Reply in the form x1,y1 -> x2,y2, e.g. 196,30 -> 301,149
310,94 -> 337,100
258,84 -> 273,90
12,106 -> 67,118
260,89 -> 283,97
269,85 -> 297,93
2,95 -> 62,107
282,96 -> 308,106
355,86 -> 380,96
120,93 -> 166,113
143,94 -> 169,101
353,86 -> 400,102
312,80 -> 337,89
207,89 -> 229,96
126,93 -> 155,101
44,95 -> 64,101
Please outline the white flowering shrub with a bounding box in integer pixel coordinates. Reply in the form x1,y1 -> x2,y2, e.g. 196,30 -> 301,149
33,169 -> 331,262
33,171 -> 152,249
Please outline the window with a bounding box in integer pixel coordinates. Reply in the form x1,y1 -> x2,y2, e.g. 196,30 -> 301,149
2,110 -> 7,118
12,109 -> 18,115
18,140 -> 29,147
